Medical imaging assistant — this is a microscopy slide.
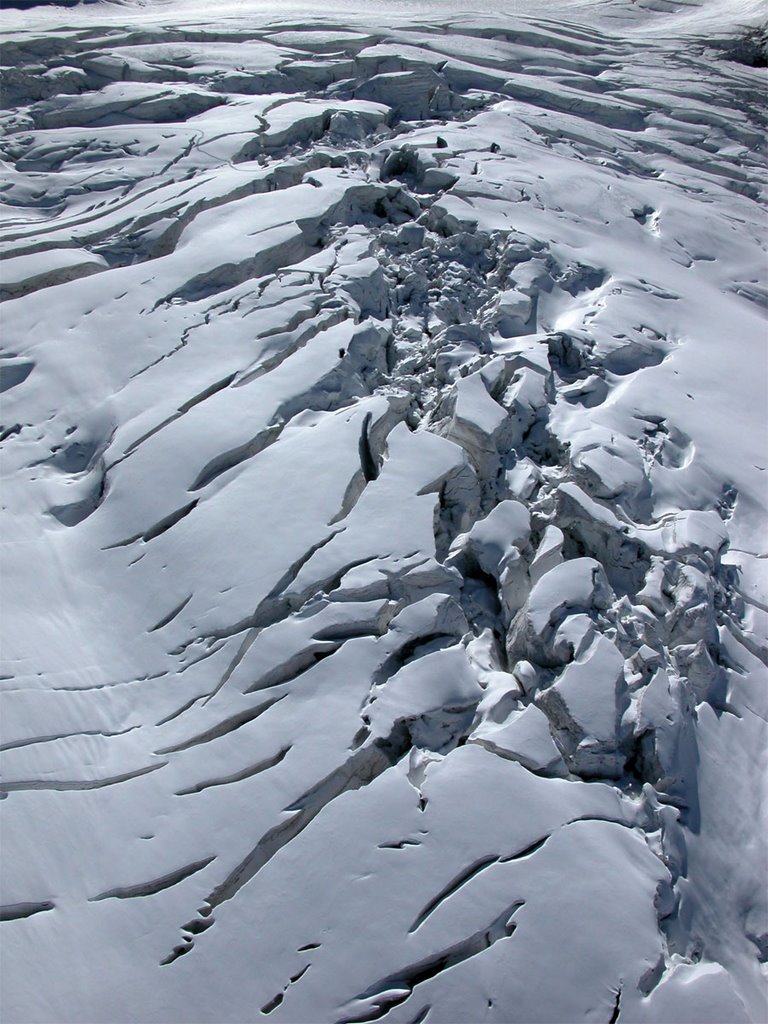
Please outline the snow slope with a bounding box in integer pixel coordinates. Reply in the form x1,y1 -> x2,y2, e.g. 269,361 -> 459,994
1,1 -> 766,1021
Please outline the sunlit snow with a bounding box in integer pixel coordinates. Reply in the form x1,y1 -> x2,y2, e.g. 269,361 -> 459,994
1,1 -> 766,1021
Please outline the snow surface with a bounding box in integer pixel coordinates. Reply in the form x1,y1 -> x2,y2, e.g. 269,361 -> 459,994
1,0 -> 766,1022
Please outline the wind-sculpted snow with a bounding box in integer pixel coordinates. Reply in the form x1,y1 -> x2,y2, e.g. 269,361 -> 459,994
1,1 -> 766,1022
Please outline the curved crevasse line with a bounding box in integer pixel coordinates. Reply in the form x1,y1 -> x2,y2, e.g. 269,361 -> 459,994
89,856 -> 216,902
0,901 -> 55,923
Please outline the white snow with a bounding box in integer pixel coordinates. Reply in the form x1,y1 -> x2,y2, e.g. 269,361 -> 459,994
1,0 -> 766,1022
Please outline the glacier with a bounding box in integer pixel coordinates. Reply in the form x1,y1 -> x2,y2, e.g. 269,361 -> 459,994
0,0 -> 766,1021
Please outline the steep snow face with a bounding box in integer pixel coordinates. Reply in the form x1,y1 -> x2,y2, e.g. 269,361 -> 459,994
1,2 -> 766,1022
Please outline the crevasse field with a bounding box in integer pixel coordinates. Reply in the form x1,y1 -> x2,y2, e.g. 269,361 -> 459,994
0,0 -> 766,1021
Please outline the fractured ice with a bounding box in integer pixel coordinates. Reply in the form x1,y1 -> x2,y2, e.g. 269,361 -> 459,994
1,0 -> 766,1021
